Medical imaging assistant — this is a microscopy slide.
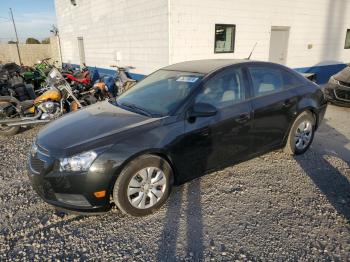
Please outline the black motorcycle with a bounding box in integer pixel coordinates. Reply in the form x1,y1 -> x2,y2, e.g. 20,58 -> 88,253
0,64 -> 35,101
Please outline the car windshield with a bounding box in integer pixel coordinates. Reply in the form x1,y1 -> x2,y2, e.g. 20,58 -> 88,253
116,70 -> 204,116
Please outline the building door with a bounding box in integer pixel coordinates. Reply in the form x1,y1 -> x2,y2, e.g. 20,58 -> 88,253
77,37 -> 85,67
268,27 -> 290,65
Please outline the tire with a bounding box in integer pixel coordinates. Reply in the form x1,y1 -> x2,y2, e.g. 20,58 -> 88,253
113,154 -> 173,216
284,111 -> 315,155
0,125 -> 20,136
0,101 -> 20,136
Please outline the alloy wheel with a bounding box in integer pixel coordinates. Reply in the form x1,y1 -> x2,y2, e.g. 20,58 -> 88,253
0,115 -> 10,131
127,167 -> 167,209
294,120 -> 313,150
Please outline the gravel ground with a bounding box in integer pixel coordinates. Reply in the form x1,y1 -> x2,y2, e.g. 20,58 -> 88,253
0,105 -> 349,261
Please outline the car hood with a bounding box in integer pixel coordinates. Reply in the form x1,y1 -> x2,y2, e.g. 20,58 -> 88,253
37,101 -> 161,156
334,66 -> 350,83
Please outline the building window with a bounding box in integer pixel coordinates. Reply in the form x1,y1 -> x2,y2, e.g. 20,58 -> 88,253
214,24 -> 235,53
345,29 -> 350,49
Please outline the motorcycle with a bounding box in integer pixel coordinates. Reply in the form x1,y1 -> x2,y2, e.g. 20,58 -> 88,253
63,65 -> 108,101
22,58 -> 55,89
0,63 -> 36,101
109,65 -> 137,96
0,67 -> 83,136
63,63 -> 91,87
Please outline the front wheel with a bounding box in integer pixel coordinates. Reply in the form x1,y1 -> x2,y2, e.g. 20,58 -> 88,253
284,111 -> 315,155
0,102 -> 20,136
113,155 -> 173,216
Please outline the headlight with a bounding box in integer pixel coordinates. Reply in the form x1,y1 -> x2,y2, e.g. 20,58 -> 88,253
329,76 -> 339,85
30,142 -> 38,157
60,151 -> 97,172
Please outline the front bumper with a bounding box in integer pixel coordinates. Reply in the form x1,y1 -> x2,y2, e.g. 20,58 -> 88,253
27,147 -> 112,213
324,82 -> 350,106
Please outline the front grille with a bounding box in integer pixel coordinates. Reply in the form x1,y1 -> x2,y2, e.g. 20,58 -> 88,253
30,157 -> 45,173
339,80 -> 350,88
334,89 -> 350,102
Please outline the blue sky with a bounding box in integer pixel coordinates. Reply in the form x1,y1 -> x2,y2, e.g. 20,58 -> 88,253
0,0 -> 56,43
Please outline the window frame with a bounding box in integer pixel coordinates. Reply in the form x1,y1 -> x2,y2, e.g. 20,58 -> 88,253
189,65 -> 249,111
345,29 -> 350,49
245,63 -> 305,99
214,24 -> 236,54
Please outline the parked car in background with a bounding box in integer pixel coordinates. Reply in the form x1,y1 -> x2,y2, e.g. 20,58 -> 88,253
324,65 -> 350,107
28,59 -> 327,217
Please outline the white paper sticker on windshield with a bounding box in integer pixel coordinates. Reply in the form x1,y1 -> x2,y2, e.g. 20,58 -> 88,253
176,76 -> 199,83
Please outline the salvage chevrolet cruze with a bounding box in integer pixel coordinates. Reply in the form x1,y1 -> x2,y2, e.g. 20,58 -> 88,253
28,59 -> 327,216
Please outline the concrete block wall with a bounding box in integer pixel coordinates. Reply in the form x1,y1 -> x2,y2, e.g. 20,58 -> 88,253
0,36 -> 61,66
169,0 -> 350,69
55,0 -> 350,82
55,0 -> 169,76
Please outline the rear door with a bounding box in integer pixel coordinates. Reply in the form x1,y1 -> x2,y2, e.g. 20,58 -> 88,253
246,63 -> 301,151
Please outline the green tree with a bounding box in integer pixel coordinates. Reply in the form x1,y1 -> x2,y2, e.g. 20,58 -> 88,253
7,40 -> 16,44
26,38 -> 40,44
41,38 -> 50,44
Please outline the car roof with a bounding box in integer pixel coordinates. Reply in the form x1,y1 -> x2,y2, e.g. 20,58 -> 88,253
162,59 -> 253,74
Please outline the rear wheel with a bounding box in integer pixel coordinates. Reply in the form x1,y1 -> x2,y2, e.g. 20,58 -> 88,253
113,155 -> 173,216
284,111 -> 315,155
0,102 -> 20,136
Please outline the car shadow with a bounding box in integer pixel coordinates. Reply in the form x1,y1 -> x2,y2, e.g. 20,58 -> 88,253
156,178 -> 204,261
156,186 -> 184,261
294,120 -> 350,222
185,179 -> 204,261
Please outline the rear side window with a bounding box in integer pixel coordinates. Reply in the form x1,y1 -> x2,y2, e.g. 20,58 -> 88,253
248,66 -> 303,97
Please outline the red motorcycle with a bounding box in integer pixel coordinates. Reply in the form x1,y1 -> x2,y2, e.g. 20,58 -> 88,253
63,66 -> 91,87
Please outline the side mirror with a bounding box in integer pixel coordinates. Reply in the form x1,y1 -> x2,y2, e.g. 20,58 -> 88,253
187,103 -> 217,119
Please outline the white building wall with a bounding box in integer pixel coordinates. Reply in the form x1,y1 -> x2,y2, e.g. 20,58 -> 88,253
55,0 -> 350,77
169,0 -> 350,68
54,0 -> 169,75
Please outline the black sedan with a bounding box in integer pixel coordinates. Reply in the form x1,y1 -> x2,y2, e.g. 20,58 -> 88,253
324,65 -> 350,107
28,59 -> 327,216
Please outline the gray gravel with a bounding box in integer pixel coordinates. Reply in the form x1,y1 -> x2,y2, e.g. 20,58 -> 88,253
0,105 -> 349,261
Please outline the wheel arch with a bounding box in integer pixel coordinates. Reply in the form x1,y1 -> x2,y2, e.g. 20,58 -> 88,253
282,104 -> 318,146
296,95 -> 320,126
108,148 -> 179,198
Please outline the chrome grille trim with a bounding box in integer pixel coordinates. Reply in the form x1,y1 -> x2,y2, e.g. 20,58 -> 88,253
334,89 -> 350,102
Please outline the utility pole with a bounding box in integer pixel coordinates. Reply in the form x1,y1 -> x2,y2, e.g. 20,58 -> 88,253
50,25 -> 63,68
9,8 -> 22,65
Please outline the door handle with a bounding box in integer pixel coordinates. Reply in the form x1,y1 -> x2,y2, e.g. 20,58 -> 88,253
199,128 -> 210,137
235,113 -> 250,123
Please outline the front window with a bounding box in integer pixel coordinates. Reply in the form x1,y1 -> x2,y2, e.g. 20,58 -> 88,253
116,70 -> 204,116
195,67 -> 246,109
214,24 -> 235,53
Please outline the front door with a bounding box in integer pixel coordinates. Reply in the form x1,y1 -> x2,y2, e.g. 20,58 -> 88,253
172,66 -> 253,182
269,26 -> 290,65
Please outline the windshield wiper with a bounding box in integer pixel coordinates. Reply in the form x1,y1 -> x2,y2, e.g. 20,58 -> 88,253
120,102 -> 153,117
